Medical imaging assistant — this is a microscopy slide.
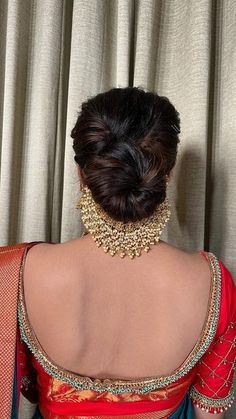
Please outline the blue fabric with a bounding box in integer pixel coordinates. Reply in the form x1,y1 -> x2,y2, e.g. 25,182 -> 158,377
13,395 -> 193,418
30,393 -> 194,419
169,392 -> 194,418
11,366 -> 17,419
32,406 -> 44,418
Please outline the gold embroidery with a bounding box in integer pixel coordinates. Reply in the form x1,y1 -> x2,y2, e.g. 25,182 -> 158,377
189,321 -> 236,413
197,322 -> 236,395
18,245 -> 222,393
45,371 -> 194,403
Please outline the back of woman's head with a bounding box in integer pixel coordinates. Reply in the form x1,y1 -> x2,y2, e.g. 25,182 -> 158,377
71,86 -> 180,223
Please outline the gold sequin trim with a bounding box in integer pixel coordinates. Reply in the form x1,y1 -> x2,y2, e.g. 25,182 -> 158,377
18,245 -> 222,394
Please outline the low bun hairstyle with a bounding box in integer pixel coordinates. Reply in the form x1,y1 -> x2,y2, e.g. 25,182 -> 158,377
71,87 -> 180,223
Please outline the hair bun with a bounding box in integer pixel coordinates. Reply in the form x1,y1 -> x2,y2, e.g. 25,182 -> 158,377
79,142 -> 167,223
71,87 -> 180,223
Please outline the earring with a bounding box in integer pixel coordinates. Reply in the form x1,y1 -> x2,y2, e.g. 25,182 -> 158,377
75,184 -> 85,209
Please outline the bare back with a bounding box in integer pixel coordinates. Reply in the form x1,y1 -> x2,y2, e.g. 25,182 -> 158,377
22,235 -> 211,380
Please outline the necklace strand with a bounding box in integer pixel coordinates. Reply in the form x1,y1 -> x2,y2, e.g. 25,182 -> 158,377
76,185 -> 171,259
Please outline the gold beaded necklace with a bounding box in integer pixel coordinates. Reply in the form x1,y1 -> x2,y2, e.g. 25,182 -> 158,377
76,185 -> 171,260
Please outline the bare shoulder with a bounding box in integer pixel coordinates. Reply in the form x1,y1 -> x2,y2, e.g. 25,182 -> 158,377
151,242 -> 212,315
151,241 -> 212,281
24,238 -> 83,278
22,239 -> 88,358
23,239 -> 211,287
22,238 -> 212,319
23,239 -> 84,306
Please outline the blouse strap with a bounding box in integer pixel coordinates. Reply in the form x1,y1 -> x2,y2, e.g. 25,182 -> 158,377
198,250 -> 209,261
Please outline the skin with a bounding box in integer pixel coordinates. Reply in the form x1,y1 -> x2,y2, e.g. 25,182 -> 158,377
22,166 -> 224,418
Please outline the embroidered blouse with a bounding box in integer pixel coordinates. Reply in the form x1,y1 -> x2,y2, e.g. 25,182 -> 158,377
18,244 -> 236,418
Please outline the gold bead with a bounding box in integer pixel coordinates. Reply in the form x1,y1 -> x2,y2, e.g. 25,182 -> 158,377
76,185 -> 171,260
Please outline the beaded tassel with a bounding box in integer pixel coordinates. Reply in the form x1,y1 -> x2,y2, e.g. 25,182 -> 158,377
190,388 -> 235,414
191,394 -> 235,414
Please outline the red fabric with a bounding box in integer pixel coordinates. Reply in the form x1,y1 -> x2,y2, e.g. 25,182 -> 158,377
40,396 -> 183,416
190,259 -> 236,400
0,242 -> 28,419
16,327 -> 21,409
31,357 -> 194,416
19,332 -> 38,403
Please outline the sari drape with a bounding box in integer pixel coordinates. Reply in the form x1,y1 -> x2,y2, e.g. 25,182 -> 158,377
29,393 -> 193,419
0,243 -> 27,418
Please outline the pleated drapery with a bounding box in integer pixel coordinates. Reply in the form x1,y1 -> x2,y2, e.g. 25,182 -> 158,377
0,1 -> 236,418
0,1 -> 236,273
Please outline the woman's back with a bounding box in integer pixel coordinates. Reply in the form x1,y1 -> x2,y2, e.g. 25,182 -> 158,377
11,87 -> 235,418
22,235 -> 211,381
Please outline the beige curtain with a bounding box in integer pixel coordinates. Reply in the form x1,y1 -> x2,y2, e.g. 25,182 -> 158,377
1,0 -> 236,272
0,0 -> 236,417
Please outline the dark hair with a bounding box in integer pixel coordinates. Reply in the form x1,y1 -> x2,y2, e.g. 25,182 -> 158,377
71,87 -> 180,223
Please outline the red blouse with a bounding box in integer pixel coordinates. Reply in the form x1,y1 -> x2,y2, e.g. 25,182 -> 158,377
18,246 -> 236,418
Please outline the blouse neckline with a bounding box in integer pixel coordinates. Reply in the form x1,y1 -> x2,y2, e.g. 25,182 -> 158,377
17,242 -> 222,394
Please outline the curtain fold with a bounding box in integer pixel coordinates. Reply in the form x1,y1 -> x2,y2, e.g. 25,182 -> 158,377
0,1 -> 235,418
0,1 -> 235,279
